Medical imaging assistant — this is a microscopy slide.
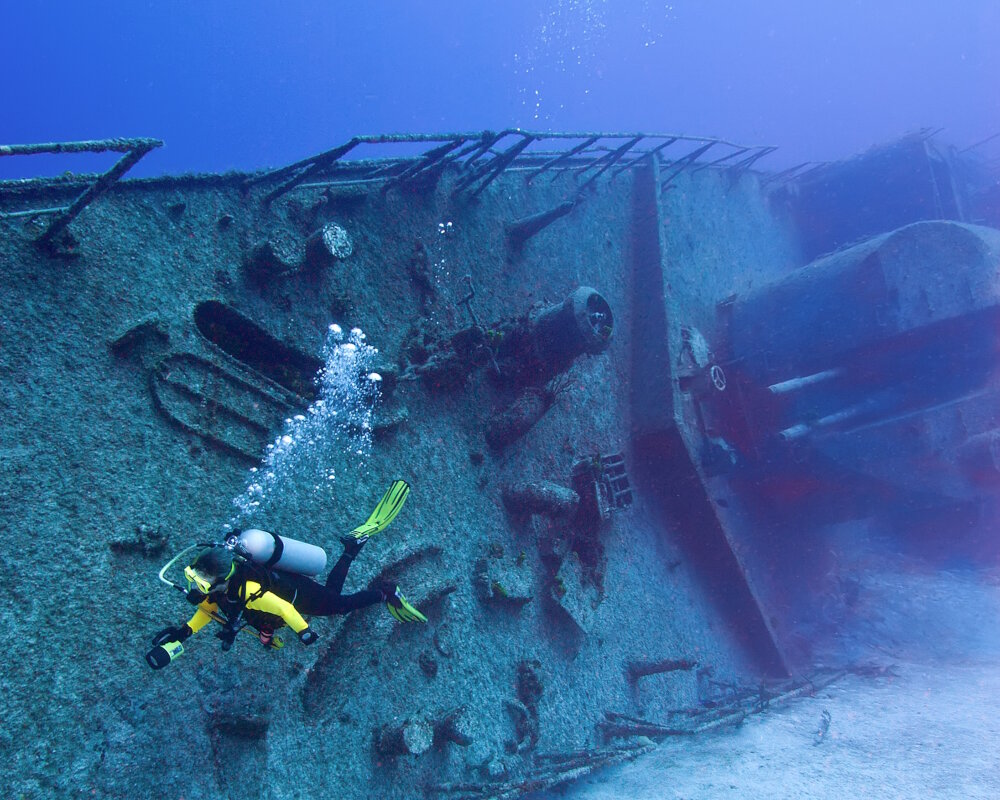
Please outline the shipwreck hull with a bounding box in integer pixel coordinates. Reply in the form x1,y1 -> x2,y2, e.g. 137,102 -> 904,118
1,130 -> 796,799
4,127 -> 997,796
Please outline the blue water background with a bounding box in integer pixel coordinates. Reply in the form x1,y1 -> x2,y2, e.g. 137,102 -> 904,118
2,0 -> 998,178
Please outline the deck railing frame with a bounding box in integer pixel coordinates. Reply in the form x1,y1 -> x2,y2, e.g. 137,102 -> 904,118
0,137 -> 162,244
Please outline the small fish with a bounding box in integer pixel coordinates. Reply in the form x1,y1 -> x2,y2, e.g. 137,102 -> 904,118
813,709 -> 832,745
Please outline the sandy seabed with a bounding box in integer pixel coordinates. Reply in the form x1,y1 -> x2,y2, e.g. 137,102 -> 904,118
531,660 -> 1000,800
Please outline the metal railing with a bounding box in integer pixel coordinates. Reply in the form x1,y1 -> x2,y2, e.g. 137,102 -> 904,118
0,137 -> 161,244
0,130 -> 780,239
244,129 -> 778,203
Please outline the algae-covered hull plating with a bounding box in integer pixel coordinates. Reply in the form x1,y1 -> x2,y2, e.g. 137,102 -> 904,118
2,128 -> 999,799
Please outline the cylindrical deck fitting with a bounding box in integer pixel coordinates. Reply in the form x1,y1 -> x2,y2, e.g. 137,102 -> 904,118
433,706 -> 475,748
245,230 -> 304,281
502,480 -> 580,518
505,200 -> 576,250
493,286 -> 614,385
528,286 -> 613,363
305,221 -> 353,267
625,658 -> 697,684
376,714 -> 434,757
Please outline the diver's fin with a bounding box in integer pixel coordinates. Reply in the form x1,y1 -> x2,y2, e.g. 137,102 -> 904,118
385,585 -> 427,624
349,480 -> 410,543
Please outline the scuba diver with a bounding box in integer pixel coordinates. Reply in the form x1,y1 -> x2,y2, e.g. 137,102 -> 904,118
146,480 -> 426,669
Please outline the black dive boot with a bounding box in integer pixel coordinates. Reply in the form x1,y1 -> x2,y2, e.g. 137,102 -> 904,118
339,534 -> 365,561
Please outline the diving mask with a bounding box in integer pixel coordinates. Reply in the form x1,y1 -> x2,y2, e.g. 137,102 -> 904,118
184,564 -> 230,595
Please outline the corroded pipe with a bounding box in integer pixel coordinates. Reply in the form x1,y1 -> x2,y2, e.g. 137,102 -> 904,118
304,222 -> 353,266
485,387 -> 554,450
626,658 -> 697,684
0,137 -> 161,157
245,230 -> 304,280
505,199 -> 576,250
39,139 -> 162,245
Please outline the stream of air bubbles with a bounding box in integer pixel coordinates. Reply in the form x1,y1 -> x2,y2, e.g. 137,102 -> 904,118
231,324 -> 382,524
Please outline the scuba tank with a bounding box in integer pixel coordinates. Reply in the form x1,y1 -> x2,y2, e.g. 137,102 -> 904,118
230,528 -> 327,576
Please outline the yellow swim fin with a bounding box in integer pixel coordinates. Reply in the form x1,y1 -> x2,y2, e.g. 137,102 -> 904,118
385,584 -> 427,624
349,480 -> 410,543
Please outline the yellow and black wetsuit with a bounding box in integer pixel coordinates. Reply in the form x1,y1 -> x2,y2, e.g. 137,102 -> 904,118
185,547 -> 384,638
186,575 -> 310,636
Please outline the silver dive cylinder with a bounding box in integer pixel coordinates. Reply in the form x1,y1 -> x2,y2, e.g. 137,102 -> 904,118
234,529 -> 327,576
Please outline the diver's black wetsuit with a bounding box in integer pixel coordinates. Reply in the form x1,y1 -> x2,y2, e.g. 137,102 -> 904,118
266,546 -> 382,615
203,545 -> 383,633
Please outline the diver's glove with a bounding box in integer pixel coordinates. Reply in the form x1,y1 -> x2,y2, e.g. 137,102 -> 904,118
299,629 -> 318,646
381,583 -> 427,624
216,626 -> 238,651
152,624 -> 192,646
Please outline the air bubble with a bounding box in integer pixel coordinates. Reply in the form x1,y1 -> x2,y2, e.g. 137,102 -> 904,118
231,323 -> 381,522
